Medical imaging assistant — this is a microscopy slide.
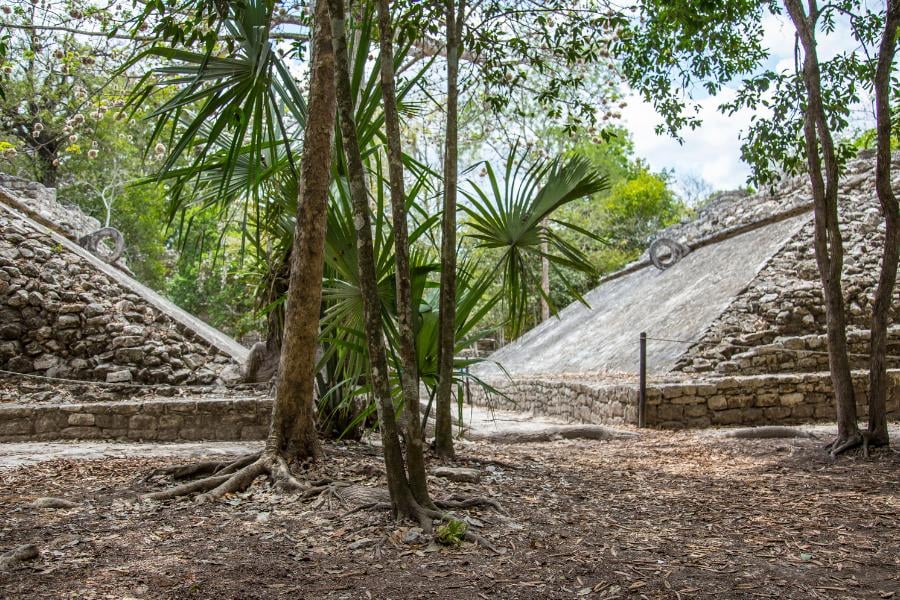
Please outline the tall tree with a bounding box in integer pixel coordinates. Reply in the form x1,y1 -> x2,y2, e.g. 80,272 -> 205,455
867,0 -> 899,449
782,0 -> 860,454
138,0 -> 337,500
434,0 -> 466,460
376,0 -> 432,506
328,0 -> 427,522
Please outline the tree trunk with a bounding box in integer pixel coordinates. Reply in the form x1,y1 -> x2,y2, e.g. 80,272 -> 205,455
868,0 -> 900,448
435,0 -> 466,460
267,0 -> 336,460
541,226 -> 550,322
784,0 -> 861,451
376,0 -> 433,507
328,0 -> 419,520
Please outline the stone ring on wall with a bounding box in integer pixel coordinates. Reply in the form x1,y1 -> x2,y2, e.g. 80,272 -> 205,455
78,227 -> 126,264
649,238 -> 689,270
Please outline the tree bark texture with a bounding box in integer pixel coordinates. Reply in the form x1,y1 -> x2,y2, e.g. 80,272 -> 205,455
868,0 -> 900,447
783,0 -> 860,446
376,0 -> 433,506
435,0 -> 466,460
328,0 -> 419,519
267,0 -> 336,460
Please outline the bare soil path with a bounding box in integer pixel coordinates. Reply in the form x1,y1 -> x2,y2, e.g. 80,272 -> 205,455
1,425 -> 897,599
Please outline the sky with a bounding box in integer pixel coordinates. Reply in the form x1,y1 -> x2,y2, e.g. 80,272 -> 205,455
620,12 -> 873,192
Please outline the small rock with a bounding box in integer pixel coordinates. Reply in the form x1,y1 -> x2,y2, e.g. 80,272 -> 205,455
432,466 -> 481,483
402,527 -> 424,544
348,538 -> 375,550
30,497 -> 78,509
106,369 -> 133,383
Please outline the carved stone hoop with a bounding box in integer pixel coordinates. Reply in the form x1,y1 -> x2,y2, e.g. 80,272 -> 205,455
79,227 -> 126,264
649,237 -> 688,270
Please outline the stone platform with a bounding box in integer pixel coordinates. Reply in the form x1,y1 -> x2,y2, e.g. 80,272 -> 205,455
0,395 -> 272,443
472,369 -> 900,429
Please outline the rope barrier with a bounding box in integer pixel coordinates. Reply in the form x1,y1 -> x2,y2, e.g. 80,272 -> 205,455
643,335 -> 900,361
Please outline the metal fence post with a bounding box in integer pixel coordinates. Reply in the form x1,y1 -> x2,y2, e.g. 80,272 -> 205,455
638,332 -> 647,428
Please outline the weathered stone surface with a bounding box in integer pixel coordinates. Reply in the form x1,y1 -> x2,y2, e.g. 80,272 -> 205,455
432,467 -> 481,483
1,174 -> 243,385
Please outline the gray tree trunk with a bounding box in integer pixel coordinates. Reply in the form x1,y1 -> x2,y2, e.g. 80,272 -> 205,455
328,0 -> 419,518
868,0 -> 900,448
784,0 -> 861,452
435,0 -> 466,460
376,0 -> 433,506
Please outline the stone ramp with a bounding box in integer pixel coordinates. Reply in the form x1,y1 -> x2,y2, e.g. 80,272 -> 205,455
477,214 -> 809,378
0,195 -> 248,366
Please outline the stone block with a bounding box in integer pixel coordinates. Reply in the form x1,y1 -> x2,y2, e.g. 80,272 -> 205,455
707,396 -> 728,410
240,425 -> 269,440
59,426 -> 102,439
67,413 -> 95,426
711,408 -> 743,425
755,393 -> 779,407
128,414 -> 157,430
683,404 -> 709,418
764,406 -> 792,420
791,404 -> 815,418
114,347 -> 144,364
56,314 -> 80,329
656,404 -> 683,421
781,392 -> 805,406
684,417 -> 712,428
0,419 -> 32,435
158,415 -> 183,430
106,369 -> 133,383
94,414 -> 130,429
34,413 -> 65,433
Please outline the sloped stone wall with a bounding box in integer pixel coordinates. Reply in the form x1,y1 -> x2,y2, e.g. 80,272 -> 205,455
676,156 -> 900,374
1,209 -> 238,385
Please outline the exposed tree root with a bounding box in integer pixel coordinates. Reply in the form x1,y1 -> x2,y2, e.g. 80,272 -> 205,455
141,451 -> 329,502
720,426 -> 820,440
331,484 -> 503,553
141,454 -> 504,552
824,431 -> 879,457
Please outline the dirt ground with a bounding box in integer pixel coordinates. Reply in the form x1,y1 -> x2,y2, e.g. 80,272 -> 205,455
1,429 -> 898,599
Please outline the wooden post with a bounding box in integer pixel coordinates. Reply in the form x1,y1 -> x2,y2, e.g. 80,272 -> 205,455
638,332 -> 647,428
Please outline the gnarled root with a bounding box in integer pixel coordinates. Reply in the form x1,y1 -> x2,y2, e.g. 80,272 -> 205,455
142,452 -> 330,502
824,431 -> 874,457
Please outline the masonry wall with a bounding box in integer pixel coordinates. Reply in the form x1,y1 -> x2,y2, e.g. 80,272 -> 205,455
676,156 -> 900,374
472,369 -> 900,430
0,207 -> 238,385
0,397 -> 271,443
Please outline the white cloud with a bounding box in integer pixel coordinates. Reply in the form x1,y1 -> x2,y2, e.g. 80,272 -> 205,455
621,10 -> 866,192
621,88 -> 754,190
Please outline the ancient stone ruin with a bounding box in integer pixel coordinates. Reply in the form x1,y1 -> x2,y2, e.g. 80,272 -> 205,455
0,173 -> 247,386
0,174 -> 267,442
472,153 -> 900,428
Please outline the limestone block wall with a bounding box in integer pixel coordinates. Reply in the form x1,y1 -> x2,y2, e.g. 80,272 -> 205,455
0,212 -> 237,385
0,397 -> 272,443
676,156 -> 900,374
645,371 -> 899,428
472,369 -> 900,430
473,378 -> 639,426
